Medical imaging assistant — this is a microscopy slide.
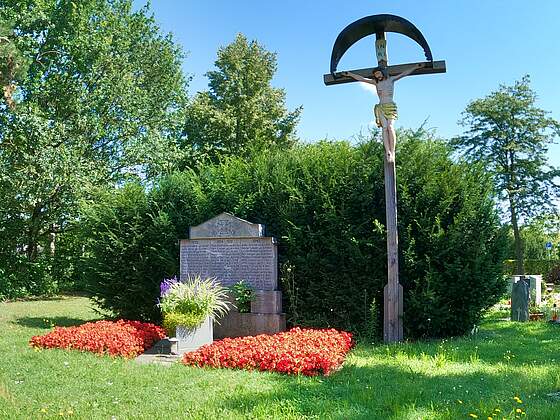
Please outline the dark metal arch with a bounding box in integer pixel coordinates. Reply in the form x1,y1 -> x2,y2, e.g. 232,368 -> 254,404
330,14 -> 433,74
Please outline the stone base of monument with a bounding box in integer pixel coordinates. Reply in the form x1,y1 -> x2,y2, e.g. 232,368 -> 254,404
250,290 -> 282,314
214,311 -> 286,339
175,316 -> 213,353
135,317 -> 214,364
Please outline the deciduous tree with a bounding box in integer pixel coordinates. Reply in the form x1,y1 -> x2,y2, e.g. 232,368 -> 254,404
453,76 -> 560,275
0,18 -> 28,109
183,33 -> 301,163
0,0 -> 188,296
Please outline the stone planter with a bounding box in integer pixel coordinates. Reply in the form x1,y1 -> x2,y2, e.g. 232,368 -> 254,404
175,316 -> 213,354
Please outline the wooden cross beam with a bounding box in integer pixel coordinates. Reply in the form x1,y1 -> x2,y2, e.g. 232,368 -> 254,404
323,60 -> 446,86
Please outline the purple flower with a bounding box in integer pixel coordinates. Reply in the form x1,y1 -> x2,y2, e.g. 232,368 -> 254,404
160,276 -> 178,297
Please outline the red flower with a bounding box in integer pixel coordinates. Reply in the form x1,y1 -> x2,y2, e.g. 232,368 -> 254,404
29,320 -> 165,358
182,327 -> 353,376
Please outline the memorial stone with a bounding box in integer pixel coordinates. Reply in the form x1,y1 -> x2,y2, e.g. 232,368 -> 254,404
180,213 -> 285,338
511,278 -> 530,322
509,275 -> 542,305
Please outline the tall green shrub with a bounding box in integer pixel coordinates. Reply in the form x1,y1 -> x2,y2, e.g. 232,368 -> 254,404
82,184 -> 177,321
82,131 -> 506,338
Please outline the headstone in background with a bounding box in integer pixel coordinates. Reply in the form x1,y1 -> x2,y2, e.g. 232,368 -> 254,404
180,213 -> 285,338
511,278 -> 530,322
509,275 -> 542,305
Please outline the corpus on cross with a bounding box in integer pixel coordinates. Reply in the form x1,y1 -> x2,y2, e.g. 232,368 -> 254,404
341,63 -> 425,162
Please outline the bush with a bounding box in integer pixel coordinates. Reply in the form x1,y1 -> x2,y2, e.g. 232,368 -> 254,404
0,255 -> 59,300
81,184 -> 178,321
504,259 -> 560,277
82,130 -> 507,338
546,264 -> 560,285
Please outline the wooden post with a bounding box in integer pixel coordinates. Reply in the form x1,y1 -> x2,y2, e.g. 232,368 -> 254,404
383,155 -> 403,342
375,31 -> 404,343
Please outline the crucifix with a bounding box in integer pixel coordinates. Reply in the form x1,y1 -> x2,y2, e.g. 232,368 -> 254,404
324,14 -> 446,343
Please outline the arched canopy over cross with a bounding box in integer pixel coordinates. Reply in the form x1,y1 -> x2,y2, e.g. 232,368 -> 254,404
324,13 -> 446,85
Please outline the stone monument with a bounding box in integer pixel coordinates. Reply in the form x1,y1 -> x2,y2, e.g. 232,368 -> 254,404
510,275 -> 542,305
511,277 -> 530,322
180,212 -> 286,338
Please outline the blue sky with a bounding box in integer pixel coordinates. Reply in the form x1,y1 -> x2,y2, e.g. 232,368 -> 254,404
135,0 -> 560,161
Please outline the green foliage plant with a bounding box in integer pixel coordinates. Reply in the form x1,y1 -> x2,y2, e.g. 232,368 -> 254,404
82,130 -> 507,339
363,297 -> 380,343
0,0 -> 188,299
230,280 -> 255,313
453,76 -> 560,276
159,275 -> 230,335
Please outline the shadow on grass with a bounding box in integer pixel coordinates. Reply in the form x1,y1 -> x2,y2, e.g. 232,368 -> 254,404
4,295 -> 67,303
13,316 -> 98,329
202,319 -> 560,418
217,360 -> 558,419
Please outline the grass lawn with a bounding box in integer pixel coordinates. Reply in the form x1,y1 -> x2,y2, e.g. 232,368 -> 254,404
1,297 -> 559,419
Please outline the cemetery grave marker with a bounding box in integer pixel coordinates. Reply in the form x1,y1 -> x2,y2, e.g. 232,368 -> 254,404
180,213 -> 285,338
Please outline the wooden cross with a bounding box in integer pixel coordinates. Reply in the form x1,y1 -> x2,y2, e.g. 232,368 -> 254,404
324,29 -> 446,343
324,60 -> 446,85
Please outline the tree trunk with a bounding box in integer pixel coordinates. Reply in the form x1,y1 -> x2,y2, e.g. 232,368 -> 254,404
26,204 -> 42,262
507,150 -> 524,276
26,231 -> 38,261
509,197 -> 524,275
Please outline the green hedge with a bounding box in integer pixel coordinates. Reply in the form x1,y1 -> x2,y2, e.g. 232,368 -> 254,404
503,259 -> 560,277
82,132 -> 507,338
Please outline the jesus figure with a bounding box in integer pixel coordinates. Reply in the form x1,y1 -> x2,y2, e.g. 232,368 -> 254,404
342,63 -> 425,162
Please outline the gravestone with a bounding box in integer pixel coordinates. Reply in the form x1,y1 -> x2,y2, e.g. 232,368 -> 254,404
509,275 -> 542,305
511,278 -> 530,322
180,213 -> 285,338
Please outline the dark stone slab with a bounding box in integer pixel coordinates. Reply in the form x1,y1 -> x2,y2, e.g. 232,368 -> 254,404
511,278 -> 530,322
214,312 -> 286,339
251,290 -> 282,314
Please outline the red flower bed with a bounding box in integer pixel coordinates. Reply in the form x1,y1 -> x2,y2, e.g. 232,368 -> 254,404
29,320 -> 165,358
182,327 -> 353,376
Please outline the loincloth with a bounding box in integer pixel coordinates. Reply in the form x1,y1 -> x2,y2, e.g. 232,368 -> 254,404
374,102 -> 398,127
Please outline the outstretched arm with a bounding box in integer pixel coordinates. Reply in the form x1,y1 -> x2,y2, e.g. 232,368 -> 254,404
391,62 -> 426,81
341,71 -> 376,85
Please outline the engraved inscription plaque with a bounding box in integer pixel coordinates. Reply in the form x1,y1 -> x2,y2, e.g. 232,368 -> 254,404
180,237 -> 277,290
